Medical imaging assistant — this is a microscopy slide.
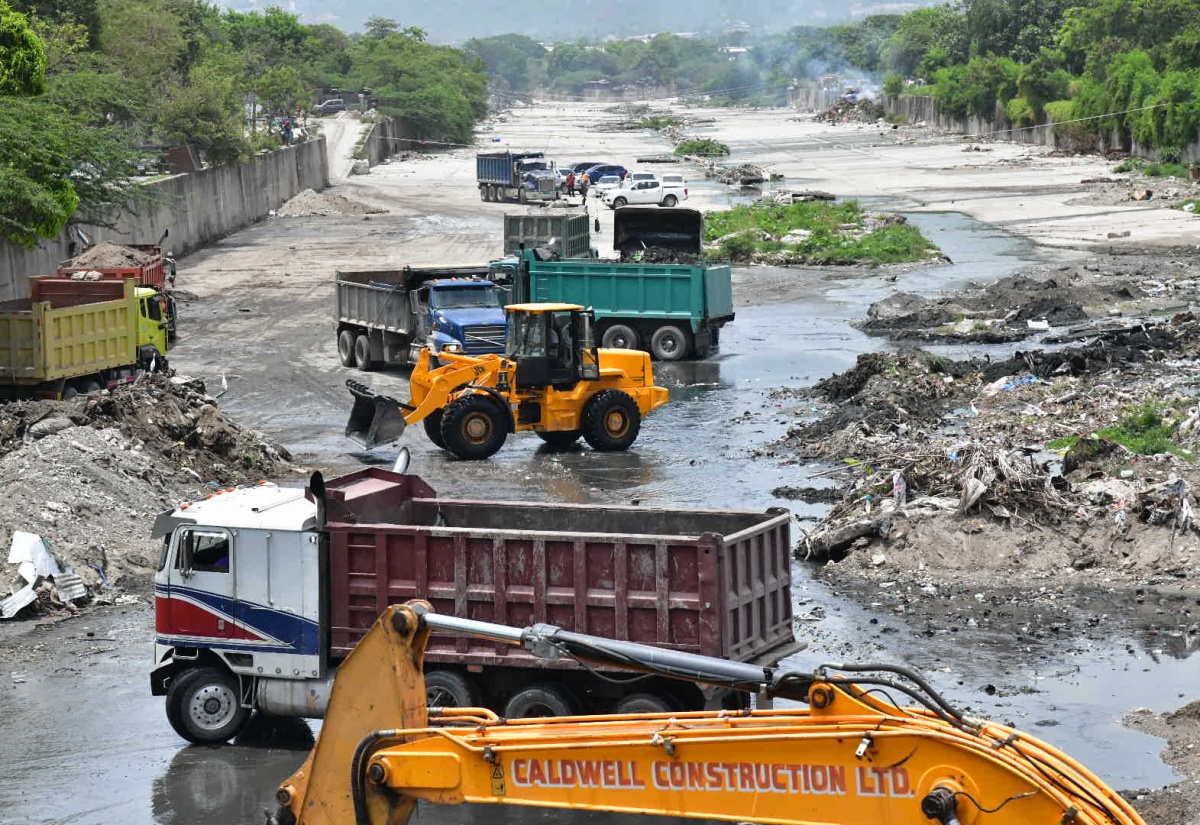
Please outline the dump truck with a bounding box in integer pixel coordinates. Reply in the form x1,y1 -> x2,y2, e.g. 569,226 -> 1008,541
56,231 -> 179,341
150,465 -> 798,743
477,151 -> 558,204
0,276 -> 170,400
503,213 -> 594,259
490,209 -> 734,361
336,266 -> 507,370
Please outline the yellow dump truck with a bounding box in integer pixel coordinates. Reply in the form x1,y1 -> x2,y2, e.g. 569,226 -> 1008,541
0,276 -> 170,400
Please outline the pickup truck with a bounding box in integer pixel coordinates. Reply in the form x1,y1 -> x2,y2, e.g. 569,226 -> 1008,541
602,177 -> 688,209
150,465 -> 798,743
335,267 -> 506,370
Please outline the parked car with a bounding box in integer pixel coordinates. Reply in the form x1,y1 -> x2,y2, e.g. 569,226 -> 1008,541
602,178 -> 687,208
591,175 -> 625,198
620,171 -> 658,188
569,161 -> 605,175
314,99 -> 346,115
582,163 -> 627,183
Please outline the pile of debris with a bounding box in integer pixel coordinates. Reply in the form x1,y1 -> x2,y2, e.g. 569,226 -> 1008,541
0,375 -> 295,617
819,98 -> 885,124
277,188 -> 386,217
778,314 -> 1200,584
764,189 -> 837,205
68,242 -> 155,269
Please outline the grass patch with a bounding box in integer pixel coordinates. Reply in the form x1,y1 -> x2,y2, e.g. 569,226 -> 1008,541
1143,161 -> 1191,178
1175,198 -> 1200,215
675,138 -> 730,156
639,115 -> 680,129
1098,401 -> 1190,457
883,113 -> 910,125
704,200 -> 938,264
1113,157 -> 1146,173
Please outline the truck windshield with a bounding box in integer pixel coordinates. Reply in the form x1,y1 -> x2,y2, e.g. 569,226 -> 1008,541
431,286 -> 498,309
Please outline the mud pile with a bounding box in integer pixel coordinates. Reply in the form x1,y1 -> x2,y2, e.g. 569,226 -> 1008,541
69,242 -> 155,269
277,188 -> 386,217
0,376 -> 294,614
781,314 -> 1200,586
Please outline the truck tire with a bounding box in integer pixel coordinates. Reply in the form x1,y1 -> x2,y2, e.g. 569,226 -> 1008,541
661,195 -> 678,207
615,693 -> 675,714
441,394 -> 508,459
422,409 -> 447,449
479,186 -> 488,202
80,380 -> 103,394
650,324 -> 691,361
425,669 -> 480,708
61,385 -> 78,400
536,430 -> 581,449
518,187 -> 528,204
612,196 -> 628,208
165,666 -> 250,744
337,330 -> 356,367
353,334 -> 374,371
503,683 -> 577,718
600,323 -> 639,350
582,389 -> 641,451
488,185 -> 499,202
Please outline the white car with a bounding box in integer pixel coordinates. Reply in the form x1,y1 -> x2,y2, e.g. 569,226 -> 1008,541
590,175 -> 624,197
620,171 -> 658,188
603,177 -> 688,209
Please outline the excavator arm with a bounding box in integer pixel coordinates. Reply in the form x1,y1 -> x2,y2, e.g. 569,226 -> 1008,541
272,603 -> 1146,825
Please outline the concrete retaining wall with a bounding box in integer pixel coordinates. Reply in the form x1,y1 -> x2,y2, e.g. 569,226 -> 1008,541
0,138 -> 328,301
358,117 -> 419,167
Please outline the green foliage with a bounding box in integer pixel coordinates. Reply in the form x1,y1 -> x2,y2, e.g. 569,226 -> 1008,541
932,55 -> 1019,119
158,57 -> 247,165
883,72 -> 904,95
638,115 -> 680,129
719,232 -> 757,261
674,138 -> 729,156
255,64 -> 306,112
1004,96 -> 1036,125
0,0 -> 46,95
1143,161 -> 1191,176
1096,401 -> 1190,458
1113,156 -> 1147,172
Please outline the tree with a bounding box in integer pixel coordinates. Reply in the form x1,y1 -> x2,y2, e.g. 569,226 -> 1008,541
158,57 -> 247,164
363,16 -> 397,39
0,0 -> 46,95
256,64 -> 305,112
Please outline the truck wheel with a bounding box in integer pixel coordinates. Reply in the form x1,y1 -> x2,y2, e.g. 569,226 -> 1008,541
650,325 -> 691,361
441,395 -> 508,459
337,330 -> 356,367
422,409 -> 447,449
479,186 -> 488,202
536,430 -> 581,449
425,670 -> 481,708
615,693 -> 675,714
582,389 -> 641,451
165,666 -> 250,744
612,197 -> 627,208
80,381 -> 103,394
503,683 -> 577,718
61,385 -> 79,400
662,195 -> 678,207
353,334 -> 374,371
518,187 -> 528,204
487,185 -> 498,202
600,323 -> 639,350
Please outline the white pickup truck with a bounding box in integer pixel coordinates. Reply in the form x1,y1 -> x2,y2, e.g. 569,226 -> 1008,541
602,176 -> 688,209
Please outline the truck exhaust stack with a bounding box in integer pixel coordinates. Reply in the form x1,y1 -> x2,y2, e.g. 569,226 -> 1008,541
345,380 -> 408,449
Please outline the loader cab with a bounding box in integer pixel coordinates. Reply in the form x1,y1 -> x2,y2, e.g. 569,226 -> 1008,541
505,303 -> 600,389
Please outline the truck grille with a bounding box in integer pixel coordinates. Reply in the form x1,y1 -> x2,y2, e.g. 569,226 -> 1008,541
463,325 -> 507,352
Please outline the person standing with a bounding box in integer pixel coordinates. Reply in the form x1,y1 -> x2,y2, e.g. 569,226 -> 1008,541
566,171 -> 576,196
580,172 -> 590,201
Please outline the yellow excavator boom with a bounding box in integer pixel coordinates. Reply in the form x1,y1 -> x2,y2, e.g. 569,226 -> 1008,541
272,603 -> 1145,825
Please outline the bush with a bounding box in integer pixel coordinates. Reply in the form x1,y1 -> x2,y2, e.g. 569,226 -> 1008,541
1004,97 -> 1036,126
1113,156 -> 1146,173
674,138 -> 729,156
883,72 -> 904,96
638,115 -> 680,129
719,232 -> 757,261
1143,161 -> 1191,177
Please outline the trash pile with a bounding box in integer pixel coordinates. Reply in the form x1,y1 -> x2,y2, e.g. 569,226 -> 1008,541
819,98 -> 885,124
0,375 -> 294,617
780,314 -> 1200,584
68,242 -> 155,269
764,189 -> 837,204
277,188 -> 386,217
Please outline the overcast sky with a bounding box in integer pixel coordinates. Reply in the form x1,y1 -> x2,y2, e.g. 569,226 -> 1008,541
225,0 -> 921,42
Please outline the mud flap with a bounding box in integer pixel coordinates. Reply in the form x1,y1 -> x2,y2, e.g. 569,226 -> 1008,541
345,380 -> 409,450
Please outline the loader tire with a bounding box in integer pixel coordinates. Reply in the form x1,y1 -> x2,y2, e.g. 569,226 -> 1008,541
600,323 -> 639,350
582,390 -> 640,451
503,683 -> 577,718
425,669 -> 481,708
441,395 -> 507,459
536,430 -> 581,449
650,324 -> 691,361
422,409 -> 446,449
166,666 -> 250,745
353,334 -> 374,371
337,330 -> 356,367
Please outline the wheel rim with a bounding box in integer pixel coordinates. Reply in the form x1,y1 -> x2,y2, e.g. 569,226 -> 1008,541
427,686 -> 459,706
188,682 -> 238,731
659,333 -> 681,355
608,329 -> 631,348
462,412 -> 493,444
605,409 -> 630,437
520,701 -> 559,718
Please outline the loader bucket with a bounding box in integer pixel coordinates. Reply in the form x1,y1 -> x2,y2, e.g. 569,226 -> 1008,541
345,380 -> 409,450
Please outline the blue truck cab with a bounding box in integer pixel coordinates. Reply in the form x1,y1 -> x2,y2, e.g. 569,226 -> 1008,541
423,279 -> 506,355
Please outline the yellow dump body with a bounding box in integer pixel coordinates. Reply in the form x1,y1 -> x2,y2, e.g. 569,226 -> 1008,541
0,278 -> 140,385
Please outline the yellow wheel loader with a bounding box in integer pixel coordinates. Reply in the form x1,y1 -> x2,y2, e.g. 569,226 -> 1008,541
269,601 -> 1148,825
346,303 -> 668,460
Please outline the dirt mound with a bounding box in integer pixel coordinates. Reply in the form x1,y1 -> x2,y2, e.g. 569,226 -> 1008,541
69,242 -> 155,269
277,188 -> 386,217
0,376 -> 295,608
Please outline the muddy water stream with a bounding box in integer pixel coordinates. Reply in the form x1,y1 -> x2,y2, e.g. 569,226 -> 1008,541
0,212 -> 1186,824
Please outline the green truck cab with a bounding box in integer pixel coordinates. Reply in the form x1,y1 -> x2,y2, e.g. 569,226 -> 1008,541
490,209 -> 734,361
0,276 -> 170,399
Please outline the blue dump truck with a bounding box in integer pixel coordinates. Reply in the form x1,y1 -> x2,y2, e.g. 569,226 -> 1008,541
335,266 -> 506,371
477,151 -> 559,204
488,209 -> 734,361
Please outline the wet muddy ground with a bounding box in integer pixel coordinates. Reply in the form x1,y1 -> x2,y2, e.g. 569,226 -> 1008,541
4,102 -> 1196,823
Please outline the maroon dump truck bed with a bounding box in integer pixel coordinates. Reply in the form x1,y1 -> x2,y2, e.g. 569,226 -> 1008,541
316,468 -> 796,671
57,245 -> 166,291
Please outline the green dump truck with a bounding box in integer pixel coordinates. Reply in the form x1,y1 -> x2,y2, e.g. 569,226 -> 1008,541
492,209 -> 733,361
0,276 -> 170,400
